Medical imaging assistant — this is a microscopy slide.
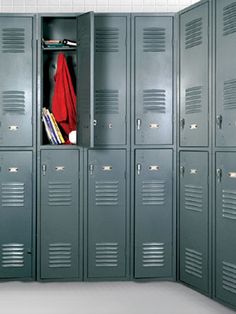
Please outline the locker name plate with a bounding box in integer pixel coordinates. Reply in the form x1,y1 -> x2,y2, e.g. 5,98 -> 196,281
149,165 -> 160,171
55,166 -> 65,171
9,167 -> 18,173
190,124 -> 198,130
228,172 -> 236,178
8,125 -> 19,131
102,166 -> 112,171
149,123 -> 159,129
190,169 -> 198,175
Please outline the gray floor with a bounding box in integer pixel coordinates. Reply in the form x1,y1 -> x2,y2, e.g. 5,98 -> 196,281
0,281 -> 234,314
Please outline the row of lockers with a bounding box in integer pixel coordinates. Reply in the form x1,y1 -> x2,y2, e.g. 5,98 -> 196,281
0,149 -> 174,281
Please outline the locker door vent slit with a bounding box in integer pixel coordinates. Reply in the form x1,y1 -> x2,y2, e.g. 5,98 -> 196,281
2,91 -> 25,114
142,243 -> 165,267
223,80 -> 236,110
185,18 -> 203,49
95,243 -> 118,267
48,182 -> 72,206
1,183 -> 25,207
222,190 -> 236,220
185,87 -> 202,114
95,27 -> 119,53
49,243 -> 72,268
1,28 -> 25,53
95,181 -> 119,206
141,181 -> 166,205
143,27 -> 166,52
223,2 -> 236,36
1,244 -> 24,268
95,90 -> 119,114
143,89 -> 166,113
222,261 -> 236,294
184,185 -> 203,212
185,248 -> 203,278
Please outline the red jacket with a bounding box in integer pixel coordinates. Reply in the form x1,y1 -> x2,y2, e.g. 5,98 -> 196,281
52,53 -> 76,141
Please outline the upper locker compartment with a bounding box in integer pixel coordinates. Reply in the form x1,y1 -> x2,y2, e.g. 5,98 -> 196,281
134,16 -> 173,145
0,17 -> 33,147
179,2 -> 209,147
216,0 -> 236,147
40,13 -> 94,147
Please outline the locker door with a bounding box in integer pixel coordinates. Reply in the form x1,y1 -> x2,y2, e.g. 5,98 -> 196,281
134,17 -> 173,145
94,15 -> 128,145
88,150 -> 126,278
0,152 -> 32,279
77,12 -> 95,148
0,17 -> 33,146
40,150 -> 79,279
215,153 -> 236,308
216,0 -> 236,146
179,3 -> 209,146
135,149 -> 172,278
179,152 -> 209,293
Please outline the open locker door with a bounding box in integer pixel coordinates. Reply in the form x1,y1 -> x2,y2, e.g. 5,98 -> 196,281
77,12 -> 95,147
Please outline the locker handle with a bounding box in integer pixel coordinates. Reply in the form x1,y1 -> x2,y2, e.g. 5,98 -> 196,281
216,168 -> 222,183
42,164 -> 47,176
93,120 -> 97,126
180,118 -> 185,129
216,115 -> 222,129
137,119 -> 141,130
180,166 -> 185,177
137,163 -> 141,175
89,164 -> 94,175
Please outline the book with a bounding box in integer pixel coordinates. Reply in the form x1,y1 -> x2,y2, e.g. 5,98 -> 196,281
50,113 -> 65,144
42,108 -> 58,144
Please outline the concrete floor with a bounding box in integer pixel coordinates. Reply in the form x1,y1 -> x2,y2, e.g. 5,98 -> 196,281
0,281 -> 234,314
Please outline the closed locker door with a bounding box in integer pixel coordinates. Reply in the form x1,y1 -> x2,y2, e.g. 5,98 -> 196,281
88,150 -> 127,278
216,153 -> 236,308
179,152 -> 209,293
94,15 -> 128,145
134,17 -> 173,145
0,17 -> 33,147
135,149 -> 172,278
0,152 -> 32,279
40,150 -> 79,279
216,0 -> 236,146
179,3 -> 209,147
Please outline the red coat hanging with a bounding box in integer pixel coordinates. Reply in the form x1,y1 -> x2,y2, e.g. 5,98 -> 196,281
52,53 -> 76,142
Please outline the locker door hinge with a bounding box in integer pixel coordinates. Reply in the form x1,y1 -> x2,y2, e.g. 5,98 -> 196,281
216,168 -> 222,183
216,115 -> 222,129
42,164 -> 47,176
180,166 -> 185,177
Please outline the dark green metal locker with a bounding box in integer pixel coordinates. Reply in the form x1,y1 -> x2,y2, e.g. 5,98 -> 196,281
40,150 -> 79,279
179,151 -> 209,293
87,149 -> 127,278
0,152 -> 32,279
179,2 -> 209,147
215,152 -> 236,308
94,15 -> 128,146
77,12 -> 95,148
134,16 -> 173,145
0,17 -> 33,147
135,149 -> 173,278
215,0 -> 236,147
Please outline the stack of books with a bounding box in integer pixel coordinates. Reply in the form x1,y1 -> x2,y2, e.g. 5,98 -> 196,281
42,108 -> 65,144
42,38 -> 77,48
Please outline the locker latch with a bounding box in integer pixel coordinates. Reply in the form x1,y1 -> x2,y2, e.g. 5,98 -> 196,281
180,118 -> 185,129
216,168 -> 222,182
216,115 -> 222,129
180,166 -> 185,177
89,164 -> 94,175
42,164 -> 47,176
137,163 -> 141,175
137,119 -> 141,130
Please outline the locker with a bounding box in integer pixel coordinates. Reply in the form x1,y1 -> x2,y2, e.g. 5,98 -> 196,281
215,152 -> 236,308
134,149 -> 173,278
134,16 -> 173,145
179,2 -> 209,147
0,152 -> 32,279
215,0 -> 236,147
87,150 -> 127,278
0,17 -> 33,147
179,151 -> 209,293
94,15 -> 128,146
40,150 -> 79,279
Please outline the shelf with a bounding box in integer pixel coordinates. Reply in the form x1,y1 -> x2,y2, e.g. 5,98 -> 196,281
42,46 -> 77,51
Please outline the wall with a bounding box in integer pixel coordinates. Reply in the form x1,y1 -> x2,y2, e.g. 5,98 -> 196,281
0,0 -> 200,13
